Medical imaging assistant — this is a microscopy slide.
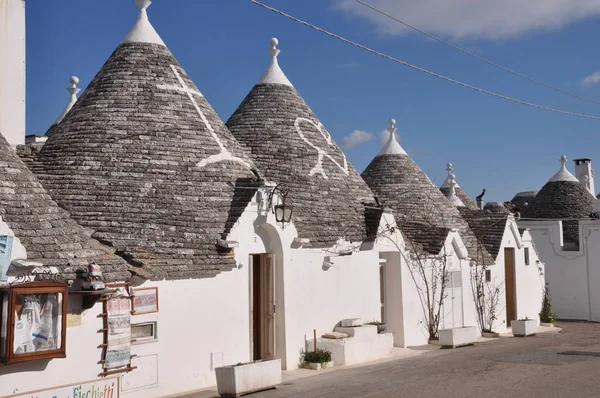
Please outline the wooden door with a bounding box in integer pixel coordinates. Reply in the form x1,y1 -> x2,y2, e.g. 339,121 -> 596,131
260,255 -> 275,360
504,248 -> 517,325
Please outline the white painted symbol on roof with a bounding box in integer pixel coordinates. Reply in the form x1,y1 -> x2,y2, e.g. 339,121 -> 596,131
294,117 -> 349,179
159,65 -> 253,171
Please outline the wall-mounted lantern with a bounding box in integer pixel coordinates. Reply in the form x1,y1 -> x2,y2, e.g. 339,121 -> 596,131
268,184 -> 293,227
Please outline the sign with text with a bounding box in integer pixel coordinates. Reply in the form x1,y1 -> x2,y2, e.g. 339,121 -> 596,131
5,377 -> 119,398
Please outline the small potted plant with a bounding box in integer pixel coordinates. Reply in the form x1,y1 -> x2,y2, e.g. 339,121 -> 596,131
302,348 -> 333,370
539,283 -> 557,327
366,320 -> 387,334
511,317 -> 537,337
481,328 -> 499,338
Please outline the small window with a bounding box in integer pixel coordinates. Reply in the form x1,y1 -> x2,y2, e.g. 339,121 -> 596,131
131,322 -> 157,344
450,271 -> 462,288
1,282 -> 68,365
524,248 -> 530,266
485,269 -> 492,282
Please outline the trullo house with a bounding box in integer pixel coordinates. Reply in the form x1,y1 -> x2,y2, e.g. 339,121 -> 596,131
0,1 -> 403,397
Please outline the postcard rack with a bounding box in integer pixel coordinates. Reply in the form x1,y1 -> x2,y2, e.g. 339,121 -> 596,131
97,282 -> 137,377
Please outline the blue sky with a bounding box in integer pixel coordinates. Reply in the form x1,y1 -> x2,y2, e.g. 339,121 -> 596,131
26,0 -> 600,203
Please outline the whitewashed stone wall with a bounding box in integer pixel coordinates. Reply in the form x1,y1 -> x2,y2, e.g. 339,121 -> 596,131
0,0 -> 26,147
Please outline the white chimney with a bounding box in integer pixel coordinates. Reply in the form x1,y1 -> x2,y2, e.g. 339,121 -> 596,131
574,158 -> 595,196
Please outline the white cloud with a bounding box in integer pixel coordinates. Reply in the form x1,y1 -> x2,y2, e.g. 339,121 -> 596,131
379,129 -> 391,145
582,72 -> 600,86
334,0 -> 600,40
341,129 -> 375,149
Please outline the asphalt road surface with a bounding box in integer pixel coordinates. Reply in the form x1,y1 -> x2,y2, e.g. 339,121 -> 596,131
246,322 -> 600,398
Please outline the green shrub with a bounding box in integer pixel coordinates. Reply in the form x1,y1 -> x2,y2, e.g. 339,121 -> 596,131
302,348 -> 332,363
539,283 -> 557,324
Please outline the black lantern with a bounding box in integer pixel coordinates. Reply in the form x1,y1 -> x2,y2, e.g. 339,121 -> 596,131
274,203 -> 293,223
268,184 -> 293,227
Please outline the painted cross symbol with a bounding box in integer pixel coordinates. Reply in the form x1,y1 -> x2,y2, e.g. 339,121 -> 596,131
294,117 -> 349,179
157,65 -> 253,170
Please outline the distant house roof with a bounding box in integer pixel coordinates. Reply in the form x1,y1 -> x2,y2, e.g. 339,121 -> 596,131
45,76 -> 81,137
458,208 -> 509,260
226,39 -> 378,247
0,132 -> 131,281
524,156 -> 595,245
33,1 -> 260,280
361,123 -> 494,265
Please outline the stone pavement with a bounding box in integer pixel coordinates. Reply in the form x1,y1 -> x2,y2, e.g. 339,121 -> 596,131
167,324 -> 577,398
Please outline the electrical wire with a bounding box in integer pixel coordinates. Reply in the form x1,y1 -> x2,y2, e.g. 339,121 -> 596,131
249,0 -> 600,120
353,0 -> 600,106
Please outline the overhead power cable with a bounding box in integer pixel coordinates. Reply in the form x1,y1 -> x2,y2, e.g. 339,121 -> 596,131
354,0 -> 600,106
249,0 -> 600,120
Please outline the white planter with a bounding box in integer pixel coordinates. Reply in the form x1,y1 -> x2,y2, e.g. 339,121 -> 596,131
438,326 -> 478,348
215,359 -> 281,397
540,322 -> 554,328
304,361 -> 334,370
511,319 -> 537,337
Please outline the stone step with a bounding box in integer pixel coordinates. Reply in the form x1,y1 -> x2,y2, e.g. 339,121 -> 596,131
334,325 -> 378,339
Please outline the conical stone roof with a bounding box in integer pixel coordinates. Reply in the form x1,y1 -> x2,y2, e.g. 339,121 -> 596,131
524,155 -> 595,245
226,39 -> 377,247
33,1 -> 260,280
0,133 -> 131,281
361,122 -> 494,264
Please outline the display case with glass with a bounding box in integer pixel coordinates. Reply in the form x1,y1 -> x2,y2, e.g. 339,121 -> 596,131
0,282 -> 68,365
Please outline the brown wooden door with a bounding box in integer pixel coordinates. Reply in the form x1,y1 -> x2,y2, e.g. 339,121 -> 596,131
504,248 -> 517,325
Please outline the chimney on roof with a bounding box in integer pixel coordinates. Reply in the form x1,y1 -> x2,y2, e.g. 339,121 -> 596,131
573,158 -> 595,196
475,188 -> 486,210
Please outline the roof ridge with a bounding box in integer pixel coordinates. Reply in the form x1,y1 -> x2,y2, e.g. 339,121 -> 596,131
256,38 -> 294,87
377,119 -> 407,156
548,155 -> 579,183
122,0 -> 166,46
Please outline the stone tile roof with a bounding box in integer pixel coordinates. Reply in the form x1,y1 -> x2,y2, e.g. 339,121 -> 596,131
458,208 -> 508,260
483,202 -> 511,214
33,40 -> 261,280
0,133 -> 131,281
523,180 -> 594,245
401,222 -> 450,255
226,83 -> 377,248
511,190 -> 537,211
361,154 -> 494,265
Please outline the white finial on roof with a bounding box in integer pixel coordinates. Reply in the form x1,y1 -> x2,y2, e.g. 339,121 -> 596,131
256,37 -> 294,87
54,76 -> 81,124
441,162 -> 461,189
377,118 -> 407,156
549,154 -> 579,183
122,0 -> 166,46
445,173 -> 465,207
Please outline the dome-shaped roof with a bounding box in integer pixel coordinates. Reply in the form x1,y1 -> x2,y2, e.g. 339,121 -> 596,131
226,39 -> 377,247
0,132 -> 131,281
524,156 -> 595,244
483,202 -> 511,214
361,122 -> 493,264
34,1 -> 259,280
511,190 -> 537,210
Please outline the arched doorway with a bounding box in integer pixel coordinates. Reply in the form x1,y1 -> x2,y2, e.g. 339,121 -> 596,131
250,222 -> 286,368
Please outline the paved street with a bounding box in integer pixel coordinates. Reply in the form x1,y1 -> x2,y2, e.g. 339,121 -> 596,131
181,322 -> 600,398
